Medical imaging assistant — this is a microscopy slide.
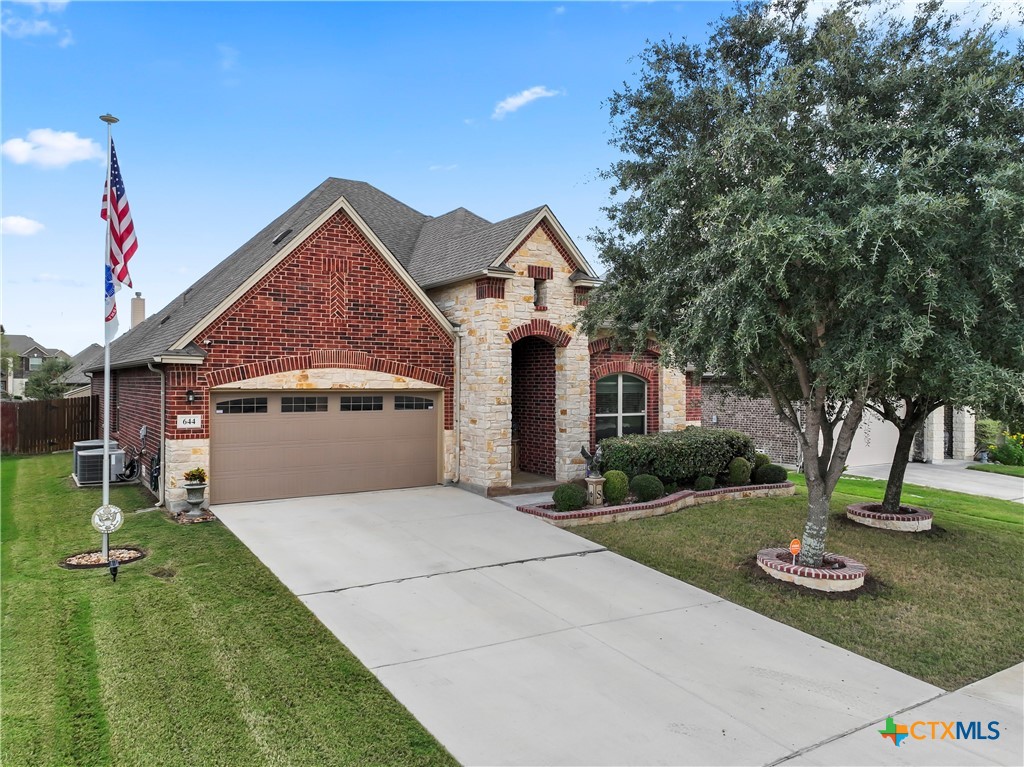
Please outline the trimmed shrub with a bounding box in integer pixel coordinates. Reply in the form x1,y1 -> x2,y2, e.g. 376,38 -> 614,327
553,482 -> 587,512
754,452 -> 771,469
694,475 -> 715,492
975,418 -> 1003,450
630,474 -> 665,502
754,463 -> 789,484
603,470 -> 629,505
600,427 -> 755,484
728,457 -> 752,485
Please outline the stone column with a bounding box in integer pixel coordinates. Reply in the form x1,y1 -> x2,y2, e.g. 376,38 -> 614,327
921,408 -> 946,463
952,409 -> 976,460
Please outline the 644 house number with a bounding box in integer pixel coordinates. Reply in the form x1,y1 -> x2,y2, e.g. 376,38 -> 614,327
177,415 -> 202,429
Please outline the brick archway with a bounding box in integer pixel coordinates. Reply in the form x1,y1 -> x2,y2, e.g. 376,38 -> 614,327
204,350 -> 450,389
507,319 -> 571,348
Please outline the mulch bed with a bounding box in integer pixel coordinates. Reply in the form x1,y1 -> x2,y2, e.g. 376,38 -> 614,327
168,510 -> 217,525
61,547 -> 147,569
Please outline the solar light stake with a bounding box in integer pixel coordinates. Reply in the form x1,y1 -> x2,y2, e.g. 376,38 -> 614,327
109,558 -> 119,582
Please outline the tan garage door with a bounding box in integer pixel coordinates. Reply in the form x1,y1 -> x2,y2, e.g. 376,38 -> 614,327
210,390 -> 440,504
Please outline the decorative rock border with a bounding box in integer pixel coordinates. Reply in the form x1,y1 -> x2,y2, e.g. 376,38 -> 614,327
756,548 -> 867,592
846,502 -> 933,532
517,482 -> 795,528
60,547 -> 147,569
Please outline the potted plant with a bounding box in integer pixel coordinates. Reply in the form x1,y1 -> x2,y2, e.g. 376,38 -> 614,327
182,467 -> 207,516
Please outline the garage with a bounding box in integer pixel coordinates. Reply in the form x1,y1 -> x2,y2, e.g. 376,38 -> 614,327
209,390 -> 441,504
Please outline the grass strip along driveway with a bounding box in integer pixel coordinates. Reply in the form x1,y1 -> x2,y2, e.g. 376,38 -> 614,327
1,454 -> 455,767
577,473 -> 1024,692
966,463 -> 1024,479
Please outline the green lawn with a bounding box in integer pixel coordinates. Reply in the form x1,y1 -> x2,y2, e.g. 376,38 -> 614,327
1,454 -> 455,767
576,473 -> 1024,691
966,462 -> 1024,478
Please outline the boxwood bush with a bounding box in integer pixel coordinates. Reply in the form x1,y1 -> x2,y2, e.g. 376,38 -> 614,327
693,475 -> 715,492
754,463 -> 789,484
728,456 -> 752,485
754,452 -> 771,469
630,474 -> 665,502
599,427 -> 756,484
603,470 -> 629,505
553,482 -> 588,512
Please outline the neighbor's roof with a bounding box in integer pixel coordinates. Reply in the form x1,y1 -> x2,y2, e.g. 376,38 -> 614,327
2,334 -> 64,357
62,343 -> 104,385
90,178 -> 597,371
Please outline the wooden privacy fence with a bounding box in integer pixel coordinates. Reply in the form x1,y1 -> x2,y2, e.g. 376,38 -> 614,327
1,397 -> 99,455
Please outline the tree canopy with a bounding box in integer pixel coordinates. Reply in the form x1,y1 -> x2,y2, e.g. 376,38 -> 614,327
24,357 -> 73,400
581,0 -> 1024,565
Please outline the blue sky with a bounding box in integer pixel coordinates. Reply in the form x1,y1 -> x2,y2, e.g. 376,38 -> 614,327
2,0 -> 728,356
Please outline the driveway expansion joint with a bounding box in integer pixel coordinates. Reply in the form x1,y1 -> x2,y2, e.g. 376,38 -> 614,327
764,689 -> 949,766
296,546 -> 608,597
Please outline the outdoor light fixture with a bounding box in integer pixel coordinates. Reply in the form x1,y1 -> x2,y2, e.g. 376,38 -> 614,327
186,389 -> 196,405
109,558 -> 120,583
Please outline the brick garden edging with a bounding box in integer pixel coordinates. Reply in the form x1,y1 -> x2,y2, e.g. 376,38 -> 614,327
846,502 -> 934,532
756,548 -> 867,592
516,481 -> 795,528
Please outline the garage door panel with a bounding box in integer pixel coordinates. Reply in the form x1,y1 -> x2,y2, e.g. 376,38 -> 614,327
211,391 -> 440,504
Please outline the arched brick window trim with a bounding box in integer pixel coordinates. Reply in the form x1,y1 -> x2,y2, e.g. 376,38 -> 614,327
507,319 -> 572,348
204,350 -> 451,389
592,360 -> 657,383
587,337 -> 661,356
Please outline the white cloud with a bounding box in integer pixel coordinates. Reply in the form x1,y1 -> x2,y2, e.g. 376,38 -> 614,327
492,86 -> 562,120
554,6 -> 566,14
1,15 -> 56,37
2,1 -> 72,43
1,129 -> 102,168
428,164 -> 458,172
218,44 -> 239,71
33,272 -> 85,287
1,216 -> 45,236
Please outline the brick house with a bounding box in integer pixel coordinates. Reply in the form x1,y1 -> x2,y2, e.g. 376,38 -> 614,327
89,179 -> 702,508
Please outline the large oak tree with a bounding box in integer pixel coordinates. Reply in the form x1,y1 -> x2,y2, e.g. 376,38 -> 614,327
581,0 -> 1024,565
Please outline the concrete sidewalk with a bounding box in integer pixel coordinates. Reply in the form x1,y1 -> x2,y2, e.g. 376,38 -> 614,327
849,460 -> 1023,503
212,486 -> 1023,766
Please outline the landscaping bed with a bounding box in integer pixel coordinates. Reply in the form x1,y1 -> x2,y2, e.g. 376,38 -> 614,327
1,455 -> 455,767
518,481 -> 795,527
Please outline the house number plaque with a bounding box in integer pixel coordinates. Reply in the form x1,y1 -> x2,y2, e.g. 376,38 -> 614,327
177,414 -> 202,429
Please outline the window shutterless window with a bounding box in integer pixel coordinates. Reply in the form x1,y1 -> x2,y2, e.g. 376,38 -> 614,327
395,395 -> 433,411
215,397 -> 268,414
281,396 -> 328,413
340,395 -> 383,412
595,374 -> 646,441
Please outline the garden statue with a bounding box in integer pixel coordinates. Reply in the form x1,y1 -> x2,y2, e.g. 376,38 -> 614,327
580,445 -> 603,478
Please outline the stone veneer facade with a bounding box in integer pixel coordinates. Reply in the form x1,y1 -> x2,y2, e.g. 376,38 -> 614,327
428,222 -> 591,493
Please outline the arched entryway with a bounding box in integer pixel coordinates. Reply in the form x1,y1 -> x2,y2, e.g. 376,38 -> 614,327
511,336 -> 556,478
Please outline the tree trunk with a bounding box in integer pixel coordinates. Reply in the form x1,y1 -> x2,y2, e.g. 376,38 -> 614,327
881,426 -> 918,513
798,478 -> 831,566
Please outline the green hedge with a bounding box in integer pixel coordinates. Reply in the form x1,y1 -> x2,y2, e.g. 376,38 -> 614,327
553,483 -> 588,512
599,428 -> 756,484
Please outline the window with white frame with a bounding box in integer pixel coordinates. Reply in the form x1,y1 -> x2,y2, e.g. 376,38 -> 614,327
595,373 -> 646,441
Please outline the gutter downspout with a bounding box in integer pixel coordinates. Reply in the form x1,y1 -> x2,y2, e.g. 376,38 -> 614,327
147,362 -> 166,506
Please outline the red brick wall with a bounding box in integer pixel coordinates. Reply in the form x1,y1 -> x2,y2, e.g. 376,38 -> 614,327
511,336 -> 555,477
146,210 -> 454,441
92,366 -> 162,491
700,381 -> 800,465
685,372 -> 702,422
588,347 -> 660,449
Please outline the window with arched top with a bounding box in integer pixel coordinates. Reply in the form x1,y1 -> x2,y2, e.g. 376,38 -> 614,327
595,373 -> 646,441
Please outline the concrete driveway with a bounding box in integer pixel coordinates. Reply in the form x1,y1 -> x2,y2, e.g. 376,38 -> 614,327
214,487 -> 1020,766
849,460 -> 1024,504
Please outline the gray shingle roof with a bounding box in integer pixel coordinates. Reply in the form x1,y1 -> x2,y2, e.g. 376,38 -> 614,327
91,178 -> 584,370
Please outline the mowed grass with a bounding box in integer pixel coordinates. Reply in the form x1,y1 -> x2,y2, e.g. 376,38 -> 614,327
576,473 -> 1024,691
1,454 -> 455,767
966,462 -> 1024,479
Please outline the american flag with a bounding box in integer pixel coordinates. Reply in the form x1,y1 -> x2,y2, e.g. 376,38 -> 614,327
101,139 -> 137,289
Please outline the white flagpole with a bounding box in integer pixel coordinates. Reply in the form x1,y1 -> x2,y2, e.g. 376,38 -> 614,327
100,113 -> 119,560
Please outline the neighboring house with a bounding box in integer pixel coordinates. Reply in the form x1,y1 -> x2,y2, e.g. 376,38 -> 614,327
62,343 -> 104,399
0,331 -> 69,398
701,378 -> 975,468
88,178 -> 703,508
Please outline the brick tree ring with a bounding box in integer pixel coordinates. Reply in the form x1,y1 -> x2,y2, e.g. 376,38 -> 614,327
756,548 -> 867,592
846,502 -> 934,532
